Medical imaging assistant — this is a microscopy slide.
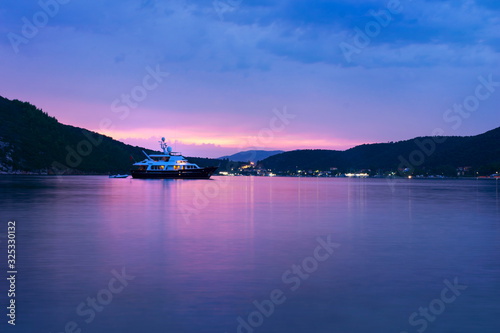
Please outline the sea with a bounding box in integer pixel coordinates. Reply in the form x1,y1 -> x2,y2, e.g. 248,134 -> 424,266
0,175 -> 499,333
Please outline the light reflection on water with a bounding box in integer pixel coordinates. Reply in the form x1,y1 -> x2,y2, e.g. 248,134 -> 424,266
0,175 -> 499,333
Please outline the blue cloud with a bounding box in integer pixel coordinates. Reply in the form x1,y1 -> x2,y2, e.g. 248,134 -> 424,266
2,0 -> 497,69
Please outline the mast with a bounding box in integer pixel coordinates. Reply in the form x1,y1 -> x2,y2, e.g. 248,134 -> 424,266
142,151 -> 153,161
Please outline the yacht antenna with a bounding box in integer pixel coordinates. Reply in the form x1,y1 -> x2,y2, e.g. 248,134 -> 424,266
159,137 -> 168,154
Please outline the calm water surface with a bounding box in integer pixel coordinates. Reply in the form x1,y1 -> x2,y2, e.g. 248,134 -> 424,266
0,176 -> 499,333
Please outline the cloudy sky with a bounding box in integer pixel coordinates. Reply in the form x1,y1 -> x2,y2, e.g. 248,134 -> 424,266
1,0 -> 499,157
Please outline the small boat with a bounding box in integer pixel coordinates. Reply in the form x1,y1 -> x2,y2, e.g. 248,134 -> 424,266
130,137 -> 218,179
109,174 -> 129,178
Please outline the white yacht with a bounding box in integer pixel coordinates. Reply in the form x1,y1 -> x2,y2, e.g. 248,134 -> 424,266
130,138 -> 218,179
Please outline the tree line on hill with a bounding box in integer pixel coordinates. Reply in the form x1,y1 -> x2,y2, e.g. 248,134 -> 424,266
258,128 -> 500,177
1,95 -> 499,177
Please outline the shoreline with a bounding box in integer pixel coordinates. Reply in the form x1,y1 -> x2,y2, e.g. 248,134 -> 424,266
1,173 -> 498,181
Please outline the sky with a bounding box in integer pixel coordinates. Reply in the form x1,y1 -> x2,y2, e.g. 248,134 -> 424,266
1,0 -> 499,158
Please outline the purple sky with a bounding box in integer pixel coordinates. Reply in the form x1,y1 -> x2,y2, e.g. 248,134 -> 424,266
1,0 -> 499,157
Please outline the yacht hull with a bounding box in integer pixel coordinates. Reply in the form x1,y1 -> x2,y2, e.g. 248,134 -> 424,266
130,166 -> 218,179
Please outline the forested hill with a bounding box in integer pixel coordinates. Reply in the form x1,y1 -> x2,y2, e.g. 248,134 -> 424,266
219,150 -> 284,163
259,127 -> 500,176
0,96 -> 230,174
1,95 -> 499,176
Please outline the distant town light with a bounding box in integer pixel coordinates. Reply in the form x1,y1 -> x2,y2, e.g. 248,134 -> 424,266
345,173 -> 369,178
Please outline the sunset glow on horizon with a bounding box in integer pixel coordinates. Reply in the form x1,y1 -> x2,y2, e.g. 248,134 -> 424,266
95,128 -> 366,158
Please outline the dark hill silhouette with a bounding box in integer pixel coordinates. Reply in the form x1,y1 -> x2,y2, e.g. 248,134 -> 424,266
219,150 -> 284,163
1,95 -> 498,176
259,128 -> 500,176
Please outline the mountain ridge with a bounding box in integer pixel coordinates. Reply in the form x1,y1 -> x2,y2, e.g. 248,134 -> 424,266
258,127 -> 500,176
219,150 -> 284,163
1,95 -> 499,176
